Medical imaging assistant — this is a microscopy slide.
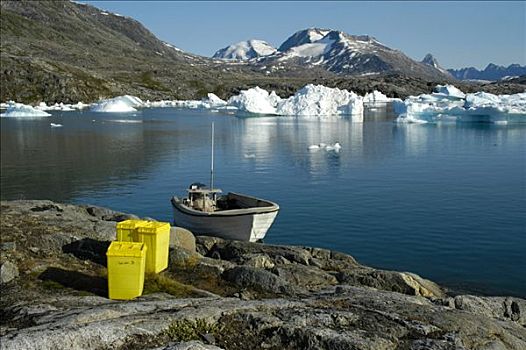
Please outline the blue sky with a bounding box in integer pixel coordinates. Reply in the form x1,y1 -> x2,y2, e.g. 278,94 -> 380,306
85,1 -> 525,69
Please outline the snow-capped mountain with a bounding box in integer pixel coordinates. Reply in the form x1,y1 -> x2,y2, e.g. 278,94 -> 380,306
277,28 -> 331,52
448,63 -> 526,81
421,53 -> 451,76
214,28 -> 451,80
213,40 -> 277,60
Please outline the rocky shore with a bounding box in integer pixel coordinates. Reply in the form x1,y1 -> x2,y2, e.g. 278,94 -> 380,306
0,200 -> 524,350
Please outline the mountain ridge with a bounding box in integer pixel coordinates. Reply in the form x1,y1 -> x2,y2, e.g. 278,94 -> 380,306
1,0 -> 524,104
448,63 -> 526,81
214,27 -> 451,80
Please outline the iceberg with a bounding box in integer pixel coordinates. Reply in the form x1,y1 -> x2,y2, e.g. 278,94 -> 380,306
202,93 -> 227,108
275,84 -> 363,119
227,86 -> 278,115
36,102 -> 76,111
1,102 -> 51,117
143,94 -> 227,110
395,85 -> 526,124
364,90 -> 389,105
91,95 -> 143,113
433,84 -> 466,100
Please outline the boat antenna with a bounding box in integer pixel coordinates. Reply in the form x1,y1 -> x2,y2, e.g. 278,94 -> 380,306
210,122 -> 214,190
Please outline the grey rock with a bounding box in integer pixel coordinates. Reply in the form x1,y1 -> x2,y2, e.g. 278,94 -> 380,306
206,240 -> 313,266
222,266 -> 296,295
193,257 -> 235,278
241,254 -> 275,269
337,268 -> 444,298
271,264 -> 338,289
195,236 -> 225,256
0,242 -> 16,252
453,295 -> 526,326
1,199 -> 525,350
82,205 -> 138,222
0,261 -> 19,284
168,247 -> 202,269
153,341 -> 224,350
170,227 -> 196,252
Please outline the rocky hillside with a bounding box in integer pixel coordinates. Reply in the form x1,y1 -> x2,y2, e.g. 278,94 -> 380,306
1,1 -> 524,104
1,200 -> 525,350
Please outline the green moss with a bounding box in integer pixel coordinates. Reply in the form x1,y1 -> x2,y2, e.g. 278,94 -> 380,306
41,279 -> 66,290
163,318 -> 221,342
142,273 -> 197,297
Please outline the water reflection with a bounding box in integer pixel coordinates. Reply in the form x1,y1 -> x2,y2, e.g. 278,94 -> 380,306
1,106 -> 526,296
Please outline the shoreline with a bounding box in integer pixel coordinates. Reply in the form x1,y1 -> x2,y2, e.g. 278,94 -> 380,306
1,199 -> 525,349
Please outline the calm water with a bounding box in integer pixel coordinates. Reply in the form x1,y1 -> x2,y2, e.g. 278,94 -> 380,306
1,106 -> 525,297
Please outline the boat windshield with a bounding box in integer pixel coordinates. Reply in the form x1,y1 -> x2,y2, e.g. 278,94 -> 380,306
185,186 -> 222,212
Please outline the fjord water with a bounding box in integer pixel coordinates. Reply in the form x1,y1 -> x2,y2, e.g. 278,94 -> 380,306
1,107 -> 525,297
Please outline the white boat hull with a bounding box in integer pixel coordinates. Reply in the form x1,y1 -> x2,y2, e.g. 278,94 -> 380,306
171,193 -> 279,242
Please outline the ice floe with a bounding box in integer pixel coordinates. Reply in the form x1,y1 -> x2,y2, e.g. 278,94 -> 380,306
91,95 -> 143,113
395,85 -> 526,124
50,123 -> 63,128
1,102 -> 51,117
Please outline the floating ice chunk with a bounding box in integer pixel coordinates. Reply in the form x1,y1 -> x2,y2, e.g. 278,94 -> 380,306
309,142 -> 341,152
364,90 -> 389,105
227,86 -> 277,115
91,95 -> 142,113
202,93 -> 227,108
73,102 -> 90,109
433,84 -> 466,100
460,92 -> 526,123
395,90 -> 526,124
1,103 -> 51,117
50,123 -> 63,127
276,84 -> 363,118
118,95 -> 143,107
244,153 -> 256,158
108,119 -> 143,124
325,142 -> 342,152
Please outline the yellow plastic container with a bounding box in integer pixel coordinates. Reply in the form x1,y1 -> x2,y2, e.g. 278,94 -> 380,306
136,221 -> 170,273
116,220 -> 143,242
106,241 -> 147,300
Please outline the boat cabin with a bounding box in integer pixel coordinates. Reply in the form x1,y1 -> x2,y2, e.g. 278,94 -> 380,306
184,183 -> 222,212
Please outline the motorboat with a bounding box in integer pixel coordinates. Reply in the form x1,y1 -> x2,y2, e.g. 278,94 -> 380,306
170,123 -> 279,242
171,183 -> 279,242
